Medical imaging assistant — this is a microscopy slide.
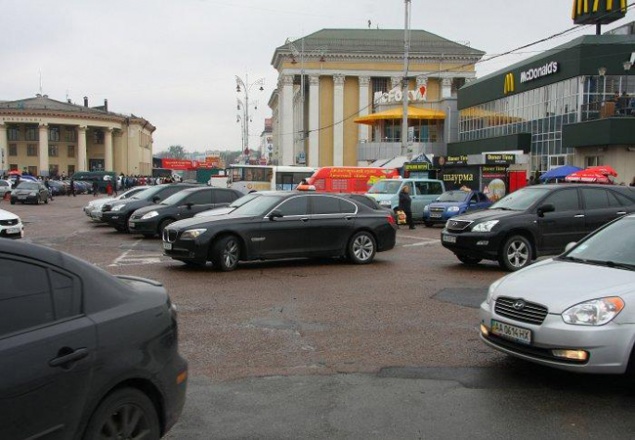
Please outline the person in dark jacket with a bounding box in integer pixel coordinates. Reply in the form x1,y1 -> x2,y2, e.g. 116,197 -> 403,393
398,185 -> 415,230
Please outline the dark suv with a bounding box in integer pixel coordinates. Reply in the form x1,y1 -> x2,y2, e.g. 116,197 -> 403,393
101,183 -> 201,232
128,187 -> 243,237
441,184 -> 635,271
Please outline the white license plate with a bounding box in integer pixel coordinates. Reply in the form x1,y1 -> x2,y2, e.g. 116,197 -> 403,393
163,242 -> 172,250
442,234 -> 456,243
128,222 -> 135,229
18,195 -> 26,200
491,320 -> 532,345
6,227 -> 20,234
430,213 -> 442,218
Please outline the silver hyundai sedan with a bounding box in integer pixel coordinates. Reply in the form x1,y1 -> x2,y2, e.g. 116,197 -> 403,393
479,213 -> 635,374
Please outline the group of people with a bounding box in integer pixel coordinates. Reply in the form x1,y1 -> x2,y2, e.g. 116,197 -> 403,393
612,91 -> 634,116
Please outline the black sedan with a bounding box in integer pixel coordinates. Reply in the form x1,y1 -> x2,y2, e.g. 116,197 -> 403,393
0,239 -> 187,439
10,181 -> 50,204
162,191 -> 398,270
128,187 -> 243,237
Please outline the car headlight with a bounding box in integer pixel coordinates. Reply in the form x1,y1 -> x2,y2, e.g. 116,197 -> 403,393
29,191 -> 37,196
111,204 -> 126,211
562,297 -> 624,326
447,206 -> 460,213
180,228 -> 207,239
141,211 -> 159,220
423,205 -> 429,213
486,277 -> 505,305
472,220 -> 499,232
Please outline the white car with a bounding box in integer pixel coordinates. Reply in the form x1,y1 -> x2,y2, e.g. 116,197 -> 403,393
83,186 -> 149,222
0,208 -> 24,239
480,213 -> 635,374
0,180 -> 12,200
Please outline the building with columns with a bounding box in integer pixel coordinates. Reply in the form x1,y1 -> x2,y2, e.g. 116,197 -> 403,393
0,94 -> 155,177
268,29 -> 484,167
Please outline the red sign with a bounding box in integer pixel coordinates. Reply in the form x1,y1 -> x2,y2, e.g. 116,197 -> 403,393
161,158 -> 194,170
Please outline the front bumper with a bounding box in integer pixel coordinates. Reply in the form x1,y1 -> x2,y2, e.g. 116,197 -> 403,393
441,229 -> 503,261
479,301 -> 635,374
0,225 -> 24,239
128,218 -> 160,235
102,211 -> 129,229
162,231 -> 210,263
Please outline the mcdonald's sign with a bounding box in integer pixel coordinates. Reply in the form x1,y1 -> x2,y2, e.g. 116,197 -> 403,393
572,0 -> 626,25
503,73 -> 515,95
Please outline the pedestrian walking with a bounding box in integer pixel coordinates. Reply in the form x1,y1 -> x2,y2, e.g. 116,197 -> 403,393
44,177 -> 54,201
92,180 -> 99,196
398,185 -> 415,230
68,178 -> 76,197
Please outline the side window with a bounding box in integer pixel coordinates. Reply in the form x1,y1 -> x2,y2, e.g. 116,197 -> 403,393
403,182 -> 415,195
338,199 -> 357,214
428,182 -> 443,195
582,188 -> 610,210
159,186 -> 186,200
609,191 -> 633,207
51,270 -> 81,320
312,196 -> 342,215
0,258 -> 53,336
214,190 -> 239,204
186,191 -> 211,205
414,182 -> 427,195
541,189 -> 580,211
276,196 -> 309,216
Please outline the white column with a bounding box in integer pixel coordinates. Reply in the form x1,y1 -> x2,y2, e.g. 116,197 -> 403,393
441,78 -> 453,99
308,74 -> 320,168
0,124 -> 7,173
358,76 -> 370,143
280,74 -> 295,166
38,124 -> 49,176
333,74 -> 345,166
77,126 -> 87,172
104,128 -> 113,172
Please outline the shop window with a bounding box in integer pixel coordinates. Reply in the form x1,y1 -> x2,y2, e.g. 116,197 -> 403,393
48,145 -> 59,157
8,144 -> 17,156
27,144 -> 38,156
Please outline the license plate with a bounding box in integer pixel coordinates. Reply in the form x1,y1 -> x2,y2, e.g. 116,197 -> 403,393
18,195 -> 26,200
128,222 -> 135,229
491,320 -> 532,345
163,242 -> 172,250
6,227 -> 20,234
430,213 -> 442,218
442,234 -> 456,243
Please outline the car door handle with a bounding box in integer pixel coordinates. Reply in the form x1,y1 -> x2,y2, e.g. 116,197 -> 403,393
49,348 -> 89,368
300,217 -> 309,222
345,216 -> 353,220
616,211 -> 627,215
574,214 -> 585,218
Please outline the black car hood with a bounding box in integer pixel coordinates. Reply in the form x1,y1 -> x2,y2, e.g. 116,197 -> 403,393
452,208 -> 523,222
168,213 -> 257,231
134,204 -> 171,215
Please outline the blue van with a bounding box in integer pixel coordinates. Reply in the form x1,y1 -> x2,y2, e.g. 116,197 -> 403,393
365,178 -> 445,221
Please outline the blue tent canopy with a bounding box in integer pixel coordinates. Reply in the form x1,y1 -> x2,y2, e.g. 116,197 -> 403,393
539,165 -> 582,181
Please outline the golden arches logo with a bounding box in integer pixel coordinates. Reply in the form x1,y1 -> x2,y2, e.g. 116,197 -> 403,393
571,0 -> 627,19
504,73 -> 515,95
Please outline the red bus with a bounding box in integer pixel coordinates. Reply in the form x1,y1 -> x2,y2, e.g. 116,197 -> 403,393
307,167 -> 400,194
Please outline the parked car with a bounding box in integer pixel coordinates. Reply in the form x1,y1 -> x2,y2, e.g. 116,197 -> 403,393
0,179 -> 12,199
366,178 -> 445,220
83,186 -> 150,222
479,212 -> 635,374
46,179 -> 67,196
441,184 -> 635,271
0,208 -> 24,239
423,189 -> 492,227
129,187 -> 243,237
0,239 -> 187,439
10,181 -> 50,205
101,183 -> 201,232
163,191 -> 398,270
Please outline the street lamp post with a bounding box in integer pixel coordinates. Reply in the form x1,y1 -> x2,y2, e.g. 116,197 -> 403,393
401,0 -> 412,156
235,74 -> 265,160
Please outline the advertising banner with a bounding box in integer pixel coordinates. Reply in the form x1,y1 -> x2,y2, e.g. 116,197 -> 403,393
482,165 -> 509,202
161,158 -> 194,170
439,166 -> 479,191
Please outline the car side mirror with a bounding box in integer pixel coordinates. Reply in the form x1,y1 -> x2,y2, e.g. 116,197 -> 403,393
564,242 -> 577,252
268,210 -> 283,221
537,203 -> 555,217
152,196 -> 161,203
185,202 -> 194,210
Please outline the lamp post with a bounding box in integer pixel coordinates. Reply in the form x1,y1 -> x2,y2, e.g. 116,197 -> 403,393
623,60 -> 632,95
598,66 -> 607,102
235,74 -> 264,159
401,0 -> 412,156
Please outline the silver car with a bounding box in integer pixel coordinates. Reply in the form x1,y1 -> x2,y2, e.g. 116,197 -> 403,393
83,186 -> 149,221
479,213 -> 635,374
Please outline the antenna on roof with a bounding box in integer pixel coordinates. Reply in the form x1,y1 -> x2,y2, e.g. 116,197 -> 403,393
368,20 -> 371,29
38,70 -> 43,95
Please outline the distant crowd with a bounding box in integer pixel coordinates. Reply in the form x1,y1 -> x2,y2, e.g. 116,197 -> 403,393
1,171 -> 179,190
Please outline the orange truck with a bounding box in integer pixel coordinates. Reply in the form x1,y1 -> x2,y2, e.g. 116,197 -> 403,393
307,167 -> 400,194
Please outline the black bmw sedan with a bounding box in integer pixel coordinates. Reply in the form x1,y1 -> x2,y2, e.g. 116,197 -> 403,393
162,191 -> 398,270
0,239 -> 187,439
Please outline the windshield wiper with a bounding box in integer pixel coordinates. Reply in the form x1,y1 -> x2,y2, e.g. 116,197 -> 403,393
558,256 -> 634,270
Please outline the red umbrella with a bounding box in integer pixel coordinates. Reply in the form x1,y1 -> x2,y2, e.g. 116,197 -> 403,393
586,165 -> 618,177
8,170 -> 21,176
564,169 -> 611,184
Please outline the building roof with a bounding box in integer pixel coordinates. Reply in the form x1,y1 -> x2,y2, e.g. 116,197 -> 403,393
272,28 -> 484,67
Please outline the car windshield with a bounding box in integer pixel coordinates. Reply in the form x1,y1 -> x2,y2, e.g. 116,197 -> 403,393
161,190 -> 195,205
129,186 -> 163,200
561,216 -> 635,269
367,180 -> 402,195
17,182 -> 39,190
231,194 -> 285,216
489,187 -> 551,211
437,191 -> 470,203
230,193 -> 261,208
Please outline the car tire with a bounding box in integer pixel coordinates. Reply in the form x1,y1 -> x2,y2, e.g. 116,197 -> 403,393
82,388 -> 160,440
35,195 -> 41,205
457,254 -> 482,265
44,196 -> 48,204
499,235 -> 532,272
212,235 -> 241,271
347,231 -> 376,264
159,218 -> 175,236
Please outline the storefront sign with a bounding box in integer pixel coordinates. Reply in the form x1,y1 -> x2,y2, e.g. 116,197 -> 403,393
374,85 -> 427,104
520,61 -> 559,83
485,154 -> 516,165
161,158 -> 194,170
433,155 -> 469,167
572,0 -> 626,25
504,73 -> 515,95
440,167 -> 477,190
404,162 -> 430,172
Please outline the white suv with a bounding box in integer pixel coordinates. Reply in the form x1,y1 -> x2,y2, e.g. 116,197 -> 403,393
0,208 -> 24,239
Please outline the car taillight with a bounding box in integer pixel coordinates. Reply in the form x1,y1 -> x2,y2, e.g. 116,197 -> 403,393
387,214 -> 396,225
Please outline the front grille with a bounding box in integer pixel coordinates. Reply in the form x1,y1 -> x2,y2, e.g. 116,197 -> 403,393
163,229 -> 178,242
445,219 -> 472,231
495,296 -> 548,325
430,207 -> 445,214
0,219 -> 18,226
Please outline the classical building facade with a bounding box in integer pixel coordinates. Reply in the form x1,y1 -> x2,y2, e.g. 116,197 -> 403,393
268,29 -> 484,167
0,94 -> 155,177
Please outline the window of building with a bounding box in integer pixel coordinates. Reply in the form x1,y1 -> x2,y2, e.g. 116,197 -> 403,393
8,144 -> 17,156
27,144 -> 38,156
93,130 -> 104,144
48,126 -> 60,142
49,164 -> 59,177
49,145 -> 59,157
25,125 -> 38,141
585,156 -> 603,167
27,166 -> 38,176
7,126 -> 20,141
67,145 -> 75,158
9,164 -> 18,172
67,165 -> 75,175
64,127 -> 77,142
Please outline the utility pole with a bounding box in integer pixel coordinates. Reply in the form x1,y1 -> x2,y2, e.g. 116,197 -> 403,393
401,0 -> 411,156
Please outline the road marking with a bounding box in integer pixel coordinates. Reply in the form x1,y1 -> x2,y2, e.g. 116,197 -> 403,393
403,239 -> 441,247
109,239 -> 166,266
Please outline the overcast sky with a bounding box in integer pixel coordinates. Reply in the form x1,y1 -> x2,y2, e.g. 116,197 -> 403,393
1,0 -> 632,154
